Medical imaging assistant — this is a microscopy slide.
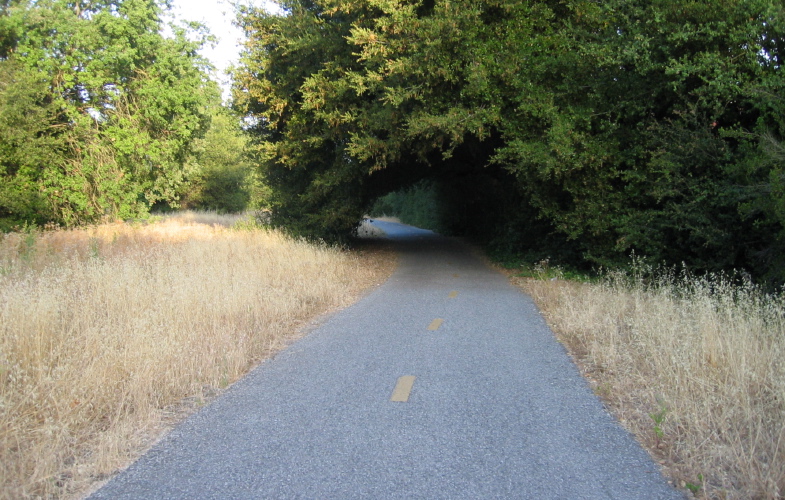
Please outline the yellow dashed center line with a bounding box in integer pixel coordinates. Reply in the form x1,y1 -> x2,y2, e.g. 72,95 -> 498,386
428,318 -> 444,331
390,375 -> 416,402
448,290 -> 459,298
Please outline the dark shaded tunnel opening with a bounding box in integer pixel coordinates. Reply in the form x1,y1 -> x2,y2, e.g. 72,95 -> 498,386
360,134 -> 584,266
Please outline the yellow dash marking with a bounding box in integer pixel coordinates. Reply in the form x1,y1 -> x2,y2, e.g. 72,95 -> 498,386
391,375 -> 416,402
428,318 -> 444,331
448,291 -> 459,299
453,274 -> 460,278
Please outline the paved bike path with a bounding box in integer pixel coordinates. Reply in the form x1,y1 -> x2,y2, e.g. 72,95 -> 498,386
91,221 -> 683,499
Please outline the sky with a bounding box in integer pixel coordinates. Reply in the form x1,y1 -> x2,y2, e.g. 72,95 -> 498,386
166,0 -> 282,100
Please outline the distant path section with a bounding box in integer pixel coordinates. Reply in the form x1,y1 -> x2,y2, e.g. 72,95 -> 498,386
91,221 -> 683,499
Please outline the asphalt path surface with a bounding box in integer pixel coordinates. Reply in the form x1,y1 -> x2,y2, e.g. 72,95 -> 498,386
91,221 -> 683,499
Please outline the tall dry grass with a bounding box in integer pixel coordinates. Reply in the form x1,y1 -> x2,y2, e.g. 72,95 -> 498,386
0,212 -> 394,499
518,268 -> 785,499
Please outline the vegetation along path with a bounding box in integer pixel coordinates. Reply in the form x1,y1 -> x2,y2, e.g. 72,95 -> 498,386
90,221 -> 683,499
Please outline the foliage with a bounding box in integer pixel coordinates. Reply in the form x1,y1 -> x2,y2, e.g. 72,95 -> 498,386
371,179 -> 447,233
233,1 -> 369,240
235,0 -> 785,284
179,108 -> 270,213
0,0 -> 214,229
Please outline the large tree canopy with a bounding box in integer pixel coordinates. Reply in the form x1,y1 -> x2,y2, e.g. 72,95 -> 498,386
0,0 -> 215,229
234,0 -> 785,282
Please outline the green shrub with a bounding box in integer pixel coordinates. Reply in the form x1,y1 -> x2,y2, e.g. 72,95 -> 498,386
371,180 -> 448,233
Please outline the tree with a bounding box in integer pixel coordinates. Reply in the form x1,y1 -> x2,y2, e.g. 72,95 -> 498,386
179,107 -> 270,212
235,0 -> 785,283
552,0 -> 785,276
233,0 -> 370,238
0,0 -> 214,229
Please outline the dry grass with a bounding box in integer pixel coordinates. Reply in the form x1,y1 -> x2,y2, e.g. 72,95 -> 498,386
0,212 -> 396,499
515,269 -> 785,499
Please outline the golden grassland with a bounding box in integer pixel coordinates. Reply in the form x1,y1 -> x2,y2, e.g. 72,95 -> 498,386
6,211 -> 782,499
0,212 -> 396,499
515,268 -> 785,499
